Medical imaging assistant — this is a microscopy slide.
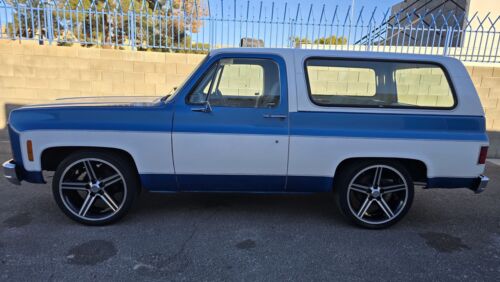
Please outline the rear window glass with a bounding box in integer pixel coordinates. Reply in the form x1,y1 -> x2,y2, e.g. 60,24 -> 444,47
305,59 -> 455,109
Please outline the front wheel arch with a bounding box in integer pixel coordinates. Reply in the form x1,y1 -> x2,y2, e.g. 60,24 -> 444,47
41,146 -> 139,175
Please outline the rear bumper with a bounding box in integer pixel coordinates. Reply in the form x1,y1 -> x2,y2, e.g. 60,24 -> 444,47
471,175 -> 489,194
3,159 -> 20,185
426,175 -> 489,193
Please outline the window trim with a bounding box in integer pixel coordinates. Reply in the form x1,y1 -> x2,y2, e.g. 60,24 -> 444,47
303,57 -> 458,110
185,57 -> 282,109
185,61 -> 219,105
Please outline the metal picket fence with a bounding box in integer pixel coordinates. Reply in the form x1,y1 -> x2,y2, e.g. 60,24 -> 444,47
1,0 -> 500,62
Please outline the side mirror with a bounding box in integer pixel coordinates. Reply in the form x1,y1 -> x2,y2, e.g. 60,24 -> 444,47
191,100 -> 212,113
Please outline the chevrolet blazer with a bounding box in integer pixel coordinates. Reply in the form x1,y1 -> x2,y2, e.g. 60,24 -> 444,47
2,48 -> 489,228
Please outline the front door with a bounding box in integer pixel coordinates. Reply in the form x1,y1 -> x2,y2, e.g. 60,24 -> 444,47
172,55 -> 289,192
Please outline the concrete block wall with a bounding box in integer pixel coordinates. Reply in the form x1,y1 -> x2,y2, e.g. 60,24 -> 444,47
0,40 -> 205,142
395,68 -> 453,107
218,64 -> 263,96
466,64 -> 500,158
307,65 -> 453,107
0,40 -> 500,157
307,66 -> 377,96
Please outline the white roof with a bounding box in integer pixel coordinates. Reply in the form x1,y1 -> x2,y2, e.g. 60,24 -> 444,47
209,48 -> 483,117
210,48 -> 461,65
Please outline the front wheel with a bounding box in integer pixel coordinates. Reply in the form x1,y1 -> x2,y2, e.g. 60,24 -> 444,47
52,150 -> 139,225
335,160 -> 414,229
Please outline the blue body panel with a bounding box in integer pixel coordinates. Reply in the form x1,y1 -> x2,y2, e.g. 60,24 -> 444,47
8,126 -> 45,183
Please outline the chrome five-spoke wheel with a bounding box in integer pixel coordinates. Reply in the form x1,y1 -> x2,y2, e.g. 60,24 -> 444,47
336,161 -> 414,229
52,151 -> 138,225
59,158 -> 126,221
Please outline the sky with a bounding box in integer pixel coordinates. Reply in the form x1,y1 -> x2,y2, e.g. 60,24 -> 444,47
0,0 -> 402,46
201,0 -> 403,46
207,0 -> 401,20
0,0 -> 401,24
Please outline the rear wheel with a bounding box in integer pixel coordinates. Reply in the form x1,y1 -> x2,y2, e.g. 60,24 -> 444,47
52,151 -> 139,225
335,160 -> 414,229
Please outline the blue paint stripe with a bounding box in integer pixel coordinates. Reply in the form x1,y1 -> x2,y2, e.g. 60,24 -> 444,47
176,174 -> 286,192
142,174 -> 329,192
17,170 -> 479,192
140,174 -> 178,191
141,174 -> 480,192
286,176 -> 333,192
172,107 -> 289,135
290,112 -> 487,141
427,177 -> 477,189
10,107 -> 486,141
9,104 -> 173,133
170,112 -> 486,141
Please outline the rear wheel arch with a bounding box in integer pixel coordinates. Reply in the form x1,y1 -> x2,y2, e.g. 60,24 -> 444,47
333,157 -> 428,185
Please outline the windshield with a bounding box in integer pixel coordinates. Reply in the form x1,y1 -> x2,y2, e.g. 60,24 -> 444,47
161,54 -> 209,103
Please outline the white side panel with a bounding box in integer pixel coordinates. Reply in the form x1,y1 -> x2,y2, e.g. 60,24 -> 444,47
20,130 -> 173,174
173,133 -> 288,175
289,136 -> 486,178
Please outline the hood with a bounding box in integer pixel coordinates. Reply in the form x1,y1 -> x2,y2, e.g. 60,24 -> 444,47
8,95 -> 174,134
19,96 -> 162,109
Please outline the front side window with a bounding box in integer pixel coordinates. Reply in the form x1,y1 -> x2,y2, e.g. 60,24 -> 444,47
187,58 -> 281,108
305,59 -> 455,109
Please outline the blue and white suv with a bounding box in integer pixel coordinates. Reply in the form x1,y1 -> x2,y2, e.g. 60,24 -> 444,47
3,48 -> 489,228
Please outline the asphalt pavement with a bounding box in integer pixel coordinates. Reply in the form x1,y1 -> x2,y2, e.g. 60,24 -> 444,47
0,153 -> 499,281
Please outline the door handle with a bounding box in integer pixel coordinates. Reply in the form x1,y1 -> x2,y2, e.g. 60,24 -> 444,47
191,107 -> 209,113
263,114 -> 287,119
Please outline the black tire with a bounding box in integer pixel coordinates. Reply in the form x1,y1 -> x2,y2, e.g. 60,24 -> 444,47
334,160 -> 414,229
52,150 -> 139,225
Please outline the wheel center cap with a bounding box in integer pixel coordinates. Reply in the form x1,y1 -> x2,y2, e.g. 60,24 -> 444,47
90,181 -> 101,193
370,187 -> 381,198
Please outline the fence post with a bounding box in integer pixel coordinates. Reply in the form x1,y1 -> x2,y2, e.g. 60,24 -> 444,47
288,19 -> 296,48
46,3 -> 54,45
129,10 -> 135,50
443,27 -> 453,56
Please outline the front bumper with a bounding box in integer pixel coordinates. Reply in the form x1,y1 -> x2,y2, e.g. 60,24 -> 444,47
471,174 -> 489,194
3,159 -> 20,185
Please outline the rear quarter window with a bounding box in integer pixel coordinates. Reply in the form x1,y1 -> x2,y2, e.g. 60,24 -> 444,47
305,58 -> 456,109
